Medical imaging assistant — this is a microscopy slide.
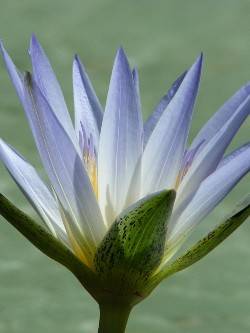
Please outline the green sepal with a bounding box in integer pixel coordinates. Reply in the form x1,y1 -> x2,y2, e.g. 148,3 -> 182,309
94,190 -> 176,295
0,194 -> 99,296
149,195 -> 250,290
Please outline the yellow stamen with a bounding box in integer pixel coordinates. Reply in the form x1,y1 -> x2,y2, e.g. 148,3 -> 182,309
58,202 -> 94,268
67,227 -> 92,267
84,152 -> 98,198
175,163 -> 190,190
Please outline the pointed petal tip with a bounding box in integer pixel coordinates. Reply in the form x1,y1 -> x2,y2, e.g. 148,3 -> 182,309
109,46 -> 131,79
73,54 -> 85,70
29,33 -> 42,55
187,53 -> 203,74
72,54 -> 79,68
0,39 -> 4,52
30,33 -> 38,46
0,40 -> 7,58
115,46 -> 129,65
194,52 -> 203,69
73,53 -> 79,62
117,46 -> 126,55
186,53 -> 203,82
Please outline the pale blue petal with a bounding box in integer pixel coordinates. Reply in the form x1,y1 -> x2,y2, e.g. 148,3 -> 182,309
143,70 -> 186,145
189,82 -> 250,155
176,96 -> 250,215
0,41 -> 24,104
23,74 -> 106,256
218,142 -> 250,168
168,144 -> 250,242
29,35 -> 78,147
73,55 -> 103,154
0,139 -> 68,244
141,55 -> 202,196
98,48 -> 143,224
73,55 -> 103,132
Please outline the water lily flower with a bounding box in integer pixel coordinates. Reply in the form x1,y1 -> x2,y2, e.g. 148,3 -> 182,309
0,36 -> 249,333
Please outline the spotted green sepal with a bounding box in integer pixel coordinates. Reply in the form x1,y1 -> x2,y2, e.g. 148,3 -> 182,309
94,190 -> 176,295
0,194 -> 99,296
149,195 -> 250,290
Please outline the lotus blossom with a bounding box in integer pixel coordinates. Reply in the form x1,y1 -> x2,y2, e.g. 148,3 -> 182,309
0,36 -> 250,332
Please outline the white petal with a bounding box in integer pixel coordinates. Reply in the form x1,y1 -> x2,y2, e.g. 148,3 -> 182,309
0,41 -> 24,104
141,55 -> 203,196
143,70 -> 186,146
98,48 -> 143,224
73,55 -> 103,153
189,83 -> 250,156
23,74 -> 106,258
29,35 -> 78,148
175,96 -> 250,216
0,139 -> 68,244
168,144 -> 250,243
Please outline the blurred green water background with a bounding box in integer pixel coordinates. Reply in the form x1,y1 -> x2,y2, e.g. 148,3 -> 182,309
0,0 -> 249,332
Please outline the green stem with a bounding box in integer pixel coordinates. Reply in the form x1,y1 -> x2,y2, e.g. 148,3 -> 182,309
98,302 -> 132,333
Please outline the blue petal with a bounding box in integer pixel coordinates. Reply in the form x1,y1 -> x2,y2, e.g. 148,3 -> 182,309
0,139 -> 68,244
0,41 -> 24,104
189,82 -> 250,156
29,35 -> 78,147
98,48 -> 143,224
168,143 -> 250,243
141,55 -> 203,196
218,142 -> 250,168
176,96 -> 250,215
73,55 -> 103,155
23,73 -> 106,258
143,70 -> 186,145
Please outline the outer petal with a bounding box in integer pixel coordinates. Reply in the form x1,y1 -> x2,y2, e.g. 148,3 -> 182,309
168,144 -> 250,243
0,194 -> 98,285
23,73 -> 106,259
0,139 -> 68,244
175,96 -> 250,215
1,39 -> 78,150
143,70 -> 186,146
218,142 -> 250,168
0,41 -> 24,103
98,48 -> 143,224
141,55 -> 202,196
94,190 -> 176,290
29,35 -> 78,147
154,196 -> 250,284
189,82 -> 250,155
73,55 -> 103,150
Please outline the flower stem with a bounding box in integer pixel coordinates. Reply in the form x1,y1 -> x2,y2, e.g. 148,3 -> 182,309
98,302 -> 132,333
